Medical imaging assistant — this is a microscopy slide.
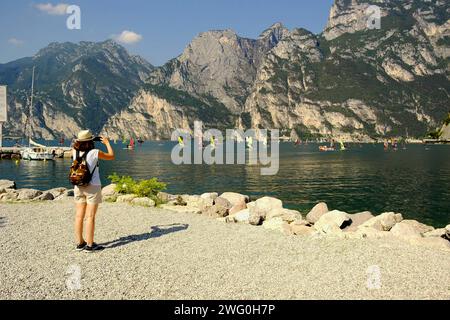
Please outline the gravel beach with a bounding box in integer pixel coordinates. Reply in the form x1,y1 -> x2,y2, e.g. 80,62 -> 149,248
0,200 -> 449,300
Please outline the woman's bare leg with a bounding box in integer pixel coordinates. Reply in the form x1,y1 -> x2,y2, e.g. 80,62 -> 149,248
75,203 -> 87,244
85,204 -> 99,246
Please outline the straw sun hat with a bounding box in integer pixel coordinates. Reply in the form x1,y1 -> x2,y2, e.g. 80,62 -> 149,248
76,130 -> 94,142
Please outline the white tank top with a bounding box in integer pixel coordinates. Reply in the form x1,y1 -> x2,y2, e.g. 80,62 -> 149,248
72,149 -> 101,186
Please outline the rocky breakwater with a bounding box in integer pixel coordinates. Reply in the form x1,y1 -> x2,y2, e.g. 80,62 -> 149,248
2,179 -> 449,252
155,190 -> 450,252
0,180 -> 74,202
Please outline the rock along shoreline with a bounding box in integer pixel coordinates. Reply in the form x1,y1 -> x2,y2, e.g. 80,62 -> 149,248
1,179 -> 449,252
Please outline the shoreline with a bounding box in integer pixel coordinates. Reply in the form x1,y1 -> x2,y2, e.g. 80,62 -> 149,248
1,179 -> 449,247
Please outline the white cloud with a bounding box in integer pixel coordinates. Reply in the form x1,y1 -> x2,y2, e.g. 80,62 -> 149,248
8,38 -> 24,46
112,30 -> 143,45
34,3 -> 69,15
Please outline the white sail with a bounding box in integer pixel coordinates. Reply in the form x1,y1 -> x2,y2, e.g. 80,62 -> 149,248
29,138 -> 46,148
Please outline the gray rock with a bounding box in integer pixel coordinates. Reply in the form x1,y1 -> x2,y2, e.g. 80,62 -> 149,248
157,192 -> 177,203
262,217 -> 291,235
200,192 -> 218,202
266,208 -> 302,223
0,191 -> 18,202
314,210 -> 351,235
248,197 -> 283,221
360,212 -> 403,231
46,187 -> 67,198
214,197 -> 232,210
306,202 -> 329,224
0,180 -> 16,190
101,184 -> 117,197
390,222 -> 422,239
17,189 -> 43,201
343,211 -> 374,232
117,194 -> 138,203
64,189 -> 75,197
231,209 -> 250,223
34,192 -> 55,201
131,197 -> 156,207
219,192 -> 249,207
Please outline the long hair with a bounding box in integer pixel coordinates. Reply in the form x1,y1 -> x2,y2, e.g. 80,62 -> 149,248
73,140 -> 95,152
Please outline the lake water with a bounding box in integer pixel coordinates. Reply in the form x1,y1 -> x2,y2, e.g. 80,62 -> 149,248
1,141 -> 449,227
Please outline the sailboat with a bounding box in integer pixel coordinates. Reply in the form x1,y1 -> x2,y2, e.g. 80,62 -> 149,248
127,137 -> 135,150
290,129 -> 302,145
20,67 -> 55,161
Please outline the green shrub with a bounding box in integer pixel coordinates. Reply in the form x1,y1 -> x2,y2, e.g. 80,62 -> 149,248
108,173 -> 167,204
108,173 -> 136,194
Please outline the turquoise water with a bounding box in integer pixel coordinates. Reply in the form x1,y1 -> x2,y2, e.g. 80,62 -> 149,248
1,141 -> 449,227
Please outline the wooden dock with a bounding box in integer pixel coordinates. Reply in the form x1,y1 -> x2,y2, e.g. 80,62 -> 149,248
0,146 -> 72,159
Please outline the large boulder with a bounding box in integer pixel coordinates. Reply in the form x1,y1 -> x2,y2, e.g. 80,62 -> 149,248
201,192 -> 218,202
391,220 -> 436,241
219,192 -> 249,217
314,210 -> 351,235
102,184 -> 117,197
230,209 -> 250,223
0,180 -> 16,190
131,197 -> 155,207
46,187 -> 67,198
17,189 -> 43,201
219,192 -> 249,206
306,202 -> 329,224
0,190 -> 18,202
34,192 -> 55,201
116,194 -> 138,203
360,212 -> 403,231
248,197 -> 283,224
390,221 -> 422,239
53,189 -> 75,201
157,192 -> 177,203
205,197 -> 232,218
181,195 -> 203,207
266,208 -> 302,223
262,217 -> 291,235
343,211 -> 374,232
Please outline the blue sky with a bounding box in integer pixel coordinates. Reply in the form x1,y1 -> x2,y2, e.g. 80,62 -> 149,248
0,0 -> 334,66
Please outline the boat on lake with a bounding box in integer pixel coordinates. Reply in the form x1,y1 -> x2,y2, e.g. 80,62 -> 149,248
21,67 -> 55,161
20,139 -> 55,161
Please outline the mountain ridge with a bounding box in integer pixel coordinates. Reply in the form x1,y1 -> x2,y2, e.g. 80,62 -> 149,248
1,0 -> 449,141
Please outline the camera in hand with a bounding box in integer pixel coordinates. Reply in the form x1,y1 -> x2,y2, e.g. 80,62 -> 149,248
93,137 -> 102,142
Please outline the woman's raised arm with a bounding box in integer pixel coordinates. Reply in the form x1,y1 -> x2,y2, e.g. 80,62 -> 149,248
98,136 -> 115,161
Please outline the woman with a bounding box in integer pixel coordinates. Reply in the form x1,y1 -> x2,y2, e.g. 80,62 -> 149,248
72,130 -> 115,252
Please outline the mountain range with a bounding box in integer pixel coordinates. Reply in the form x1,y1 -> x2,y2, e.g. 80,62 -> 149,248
1,0 -> 449,141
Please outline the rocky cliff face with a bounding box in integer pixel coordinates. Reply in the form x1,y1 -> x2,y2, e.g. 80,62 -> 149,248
105,0 -> 448,141
2,0 -> 449,141
242,0 -> 449,139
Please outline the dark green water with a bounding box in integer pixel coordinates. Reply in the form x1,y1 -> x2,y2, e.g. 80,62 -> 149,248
1,141 -> 449,227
